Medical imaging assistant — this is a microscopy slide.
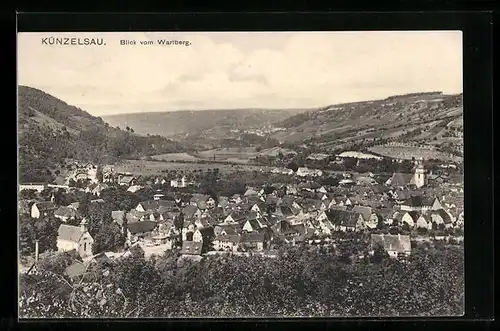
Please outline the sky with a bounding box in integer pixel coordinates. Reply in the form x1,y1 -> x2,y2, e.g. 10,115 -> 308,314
17,31 -> 463,116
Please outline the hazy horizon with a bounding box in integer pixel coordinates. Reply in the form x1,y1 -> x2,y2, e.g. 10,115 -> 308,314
18,31 -> 463,116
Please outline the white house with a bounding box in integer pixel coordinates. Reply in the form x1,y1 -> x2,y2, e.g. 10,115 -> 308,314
19,183 -> 46,193
170,175 -> 187,188
213,235 -> 241,252
370,234 -> 411,258
57,219 -> 94,258
296,167 -> 323,177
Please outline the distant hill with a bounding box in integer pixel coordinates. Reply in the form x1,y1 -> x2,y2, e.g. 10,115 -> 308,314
102,108 -> 309,137
271,92 -> 463,158
18,86 -> 185,182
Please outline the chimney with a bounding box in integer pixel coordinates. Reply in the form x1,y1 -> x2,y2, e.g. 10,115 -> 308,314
35,240 -> 39,262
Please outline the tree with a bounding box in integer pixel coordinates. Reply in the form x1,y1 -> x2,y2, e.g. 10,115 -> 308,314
20,189 -> 37,200
96,165 -> 104,183
263,185 -> 275,195
287,161 -> 298,172
370,245 -> 389,263
86,202 -> 115,237
79,194 -> 91,217
19,215 -> 60,256
93,222 -> 125,254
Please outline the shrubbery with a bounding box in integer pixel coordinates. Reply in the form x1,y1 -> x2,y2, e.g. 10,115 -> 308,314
20,244 -> 464,318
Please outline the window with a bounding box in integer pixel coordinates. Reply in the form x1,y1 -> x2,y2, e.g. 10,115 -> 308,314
84,242 -> 87,252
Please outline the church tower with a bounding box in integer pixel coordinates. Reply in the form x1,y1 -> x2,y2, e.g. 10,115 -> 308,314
413,160 -> 427,188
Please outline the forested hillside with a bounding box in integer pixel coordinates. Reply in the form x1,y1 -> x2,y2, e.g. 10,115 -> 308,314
18,86 -> 185,182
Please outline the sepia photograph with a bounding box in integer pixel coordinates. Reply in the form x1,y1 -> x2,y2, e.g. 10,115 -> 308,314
17,31 -> 464,318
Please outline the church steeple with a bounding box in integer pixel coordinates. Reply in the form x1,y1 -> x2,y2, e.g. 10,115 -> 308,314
413,159 -> 427,188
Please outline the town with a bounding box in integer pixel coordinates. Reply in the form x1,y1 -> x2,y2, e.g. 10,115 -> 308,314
19,153 -> 464,275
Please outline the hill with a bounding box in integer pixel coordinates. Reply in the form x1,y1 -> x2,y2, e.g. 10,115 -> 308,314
18,86 -> 185,183
271,92 -> 463,160
102,108 -> 309,138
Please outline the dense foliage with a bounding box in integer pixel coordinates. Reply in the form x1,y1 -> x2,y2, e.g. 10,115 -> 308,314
19,214 -> 61,256
19,243 -> 464,318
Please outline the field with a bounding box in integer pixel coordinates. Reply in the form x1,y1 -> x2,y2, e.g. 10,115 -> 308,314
368,145 -> 462,162
149,153 -> 200,162
148,147 -> 298,165
114,159 -> 275,176
196,147 -> 259,164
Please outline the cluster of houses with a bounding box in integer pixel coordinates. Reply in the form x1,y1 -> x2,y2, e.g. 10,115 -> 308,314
19,159 -> 464,262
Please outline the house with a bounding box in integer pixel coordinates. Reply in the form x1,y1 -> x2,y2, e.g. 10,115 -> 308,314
183,205 -> 201,220
19,183 -> 47,193
222,214 -> 238,224
356,176 -> 378,186
136,200 -> 159,212
180,241 -> 203,255
154,177 -> 166,185
272,205 -> 295,220
339,179 -> 355,186
118,174 -> 138,186
67,202 -> 80,211
306,153 -> 330,162
401,211 -> 421,228
327,198 -> 337,209
153,193 -> 165,201
400,196 -> 442,212
91,183 -> 109,196
213,234 -> 241,252
31,201 -> 57,219
415,213 -> 432,230
170,175 -> 187,188
325,209 -> 366,232
214,223 -> 240,236
126,221 -> 158,243
249,202 -> 266,214
391,190 -> 413,204
296,167 -> 323,177
127,185 -> 143,193
430,209 -> 454,229
190,194 -> 216,209
54,206 -> 78,223
111,211 -> 126,227
370,234 -> 411,258
286,185 -> 299,196
218,196 -> 230,209
57,219 -> 94,259
70,163 -> 99,184
272,220 -> 306,239
240,232 -> 266,251
244,188 -> 260,197
242,219 -> 263,232
352,205 -> 379,229
125,210 -> 150,224
271,167 -> 294,175
229,194 -> 243,204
